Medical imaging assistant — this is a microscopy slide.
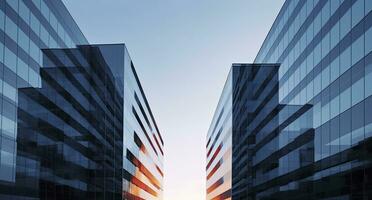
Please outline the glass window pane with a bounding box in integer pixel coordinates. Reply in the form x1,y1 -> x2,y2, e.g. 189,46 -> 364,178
367,0 -> 372,14
17,58 -> 28,82
0,10 -> 4,30
340,10 -> 351,39
40,0 -> 49,20
366,57 -> 372,97
30,13 -> 40,35
2,116 -> 15,138
19,0 -> 29,23
352,35 -> 364,65
352,78 -> 364,105
5,17 -> 17,42
340,47 -> 351,75
352,0 -> 365,27
4,48 -> 17,73
366,27 -> 372,55
2,81 -> 16,102
17,28 -> 29,53
340,88 -> 351,113
6,0 -> 18,12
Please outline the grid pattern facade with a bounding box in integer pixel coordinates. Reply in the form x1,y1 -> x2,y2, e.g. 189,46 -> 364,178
253,0 -> 372,199
0,0 -> 87,184
207,0 -> 372,199
206,69 -> 233,200
123,49 -> 164,200
0,1 -> 164,199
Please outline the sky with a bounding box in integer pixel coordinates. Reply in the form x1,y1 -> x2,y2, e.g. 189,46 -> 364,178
62,0 -> 284,199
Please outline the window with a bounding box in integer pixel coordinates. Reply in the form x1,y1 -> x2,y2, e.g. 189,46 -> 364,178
6,0 -> 18,12
17,58 -> 28,82
340,47 -> 351,75
40,0 -> 49,20
366,26 -> 372,55
19,0 -> 29,23
330,57 -> 340,82
0,42 -> 4,63
0,10 -> 4,30
2,116 -> 15,139
366,0 -> 372,14
17,28 -> 29,53
331,0 -> 340,15
340,88 -> 351,113
352,102 -> 364,144
352,0 -> 365,27
29,68 -> 39,87
352,79 -> 364,105
340,10 -> 351,39
40,25 -> 49,45
330,95 -> 340,119
339,110 -> 351,151
30,13 -> 40,35
330,21 -> 340,49
2,81 -> 16,102
29,40 -> 39,63
365,55 -> 372,97
49,13 -> 58,32
32,0 -> 41,9
352,35 -> 364,65
5,17 -> 17,42
4,48 -> 17,73
322,66 -> 330,90
314,74 -> 322,97
314,12 -> 322,36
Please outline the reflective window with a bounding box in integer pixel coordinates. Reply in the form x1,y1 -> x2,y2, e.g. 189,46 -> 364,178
17,58 -> 28,82
340,47 -> 351,75
0,10 -> 4,30
5,17 -> 17,42
30,13 -> 40,36
40,0 -> 49,20
366,56 -> 372,97
330,58 -> 340,82
2,81 -> 16,102
19,0 -> 29,23
366,27 -> 372,55
2,116 -> 15,138
32,0 -> 41,9
330,95 -> 340,119
29,68 -> 39,87
340,10 -> 351,39
367,0 -> 372,14
330,21 -> 340,49
17,28 -> 29,53
40,25 -> 49,45
30,40 -> 39,63
352,79 -> 364,105
351,102 -> 364,144
4,48 -> 17,73
6,0 -> 18,12
340,88 -> 351,113
0,42 -> 4,62
352,0 -> 365,27
352,35 -> 364,65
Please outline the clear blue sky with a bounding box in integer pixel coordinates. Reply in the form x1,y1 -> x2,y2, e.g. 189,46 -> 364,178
62,0 -> 284,199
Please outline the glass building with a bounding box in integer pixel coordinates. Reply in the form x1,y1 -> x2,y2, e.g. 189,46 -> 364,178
207,0 -> 372,199
0,1 -> 164,200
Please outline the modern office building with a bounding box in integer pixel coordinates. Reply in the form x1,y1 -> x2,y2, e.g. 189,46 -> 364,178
0,1 -> 163,199
207,0 -> 372,199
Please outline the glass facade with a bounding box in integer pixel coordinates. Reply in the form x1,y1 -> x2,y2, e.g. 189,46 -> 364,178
0,1 -> 164,200
123,47 -> 164,200
208,0 -> 372,199
0,0 -> 87,184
